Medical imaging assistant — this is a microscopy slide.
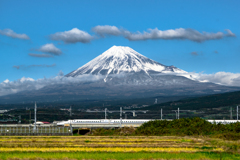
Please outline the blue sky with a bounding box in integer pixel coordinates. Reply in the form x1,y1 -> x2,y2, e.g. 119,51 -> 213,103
0,0 -> 240,83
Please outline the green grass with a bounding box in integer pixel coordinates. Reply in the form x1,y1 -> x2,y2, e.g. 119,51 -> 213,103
0,152 -> 239,160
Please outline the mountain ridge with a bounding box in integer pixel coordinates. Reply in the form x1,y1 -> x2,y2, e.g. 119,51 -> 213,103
1,46 -> 240,104
66,46 -> 186,80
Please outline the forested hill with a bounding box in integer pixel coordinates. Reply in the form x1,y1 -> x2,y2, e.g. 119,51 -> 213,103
145,90 -> 240,110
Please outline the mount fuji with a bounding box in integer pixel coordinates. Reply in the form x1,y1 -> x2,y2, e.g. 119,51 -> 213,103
66,46 -> 186,80
0,46 -> 239,104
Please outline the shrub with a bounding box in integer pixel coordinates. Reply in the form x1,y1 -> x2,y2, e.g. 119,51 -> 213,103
135,117 -> 240,138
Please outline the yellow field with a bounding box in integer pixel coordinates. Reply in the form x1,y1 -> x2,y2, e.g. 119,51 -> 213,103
0,136 -> 227,152
0,136 -> 239,160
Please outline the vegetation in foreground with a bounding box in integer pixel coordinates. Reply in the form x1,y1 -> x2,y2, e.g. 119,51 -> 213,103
0,135 -> 239,159
92,117 -> 240,140
1,152 -> 240,160
0,118 -> 240,159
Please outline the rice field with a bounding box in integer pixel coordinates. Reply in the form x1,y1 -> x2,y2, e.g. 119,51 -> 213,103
0,136 -> 239,160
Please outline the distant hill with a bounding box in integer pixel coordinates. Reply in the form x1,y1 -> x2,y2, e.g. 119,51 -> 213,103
145,90 -> 240,111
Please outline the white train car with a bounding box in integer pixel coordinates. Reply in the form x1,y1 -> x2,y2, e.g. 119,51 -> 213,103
56,119 -> 240,126
57,119 -> 151,126
207,120 -> 240,124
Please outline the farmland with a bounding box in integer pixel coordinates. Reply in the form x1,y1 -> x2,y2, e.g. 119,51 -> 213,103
0,136 -> 239,160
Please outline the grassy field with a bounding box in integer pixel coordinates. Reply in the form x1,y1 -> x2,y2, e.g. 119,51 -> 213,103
0,136 -> 239,160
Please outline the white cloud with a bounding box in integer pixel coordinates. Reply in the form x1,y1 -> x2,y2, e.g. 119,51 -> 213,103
124,28 -> 235,42
92,26 -> 235,42
0,29 -> 30,40
0,74 -> 104,96
28,53 -> 53,58
0,77 -> 36,96
225,29 -> 235,37
50,28 -> 93,43
3,79 -> 10,83
38,43 -> 62,55
178,72 -> 240,86
92,25 -> 122,37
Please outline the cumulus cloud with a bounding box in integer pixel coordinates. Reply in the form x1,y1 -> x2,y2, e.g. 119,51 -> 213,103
0,74 -> 104,96
92,25 -> 122,37
13,64 -> 56,69
177,72 -> 240,86
124,28 -> 235,42
92,25 -> 235,42
191,51 -> 199,56
50,28 -> 93,43
0,29 -> 30,40
225,29 -> 235,37
28,53 -> 53,58
38,43 -> 62,55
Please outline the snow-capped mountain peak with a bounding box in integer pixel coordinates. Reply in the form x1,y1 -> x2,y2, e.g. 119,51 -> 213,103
66,46 -> 186,77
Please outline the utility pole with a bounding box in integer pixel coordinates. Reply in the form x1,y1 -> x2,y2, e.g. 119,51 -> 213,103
70,120 -> 72,134
230,107 -> 233,120
18,115 -> 21,124
125,113 -> 127,119
161,108 -> 162,120
237,106 -> 239,121
178,108 -> 179,119
70,106 -> 72,117
133,110 -> 136,117
29,110 -> 31,124
34,102 -> 37,132
120,107 -> 122,128
105,108 -> 107,119
172,108 -> 194,120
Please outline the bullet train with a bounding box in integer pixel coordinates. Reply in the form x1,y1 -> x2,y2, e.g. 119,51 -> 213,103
56,119 -> 240,126
57,119 -> 151,126
207,120 -> 240,124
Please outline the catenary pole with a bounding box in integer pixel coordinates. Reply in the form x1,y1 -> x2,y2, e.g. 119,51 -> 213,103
178,108 -> 179,119
105,108 -> 107,119
34,102 -> 37,132
237,106 -> 238,120
120,107 -> 122,128
161,108 -> 162,120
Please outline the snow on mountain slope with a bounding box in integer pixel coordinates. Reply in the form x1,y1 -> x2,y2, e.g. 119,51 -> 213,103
66,46 -> 186,78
